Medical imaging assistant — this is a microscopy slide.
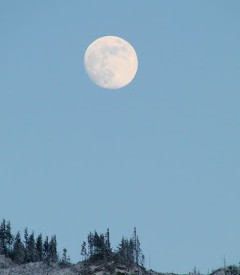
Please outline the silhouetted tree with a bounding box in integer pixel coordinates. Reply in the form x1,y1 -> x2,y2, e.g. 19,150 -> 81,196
43,236 -> 50,264
140,253 -> 145,267
12,231 -> 25,264
27,231 -> 36,262
60,248 -> 71,267
87,232 -> 94,258
23,227 -> 29,263
0,219 -> 7,255
6,221 -> 13,257
116,228 -> 145,268
92,231 -> 105,260
105,228 -> 111,259
117,236 -> 134,267
81,241 -> 87,260
49,235 -> 58,263
36,234 -> 43,262
0,220 -> 61,266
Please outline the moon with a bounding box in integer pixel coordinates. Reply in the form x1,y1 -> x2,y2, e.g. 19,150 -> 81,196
84,36 -> 138,89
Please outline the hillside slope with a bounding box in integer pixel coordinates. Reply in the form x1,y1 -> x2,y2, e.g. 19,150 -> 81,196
1,255 -> 240,275
0,255 -> 147,275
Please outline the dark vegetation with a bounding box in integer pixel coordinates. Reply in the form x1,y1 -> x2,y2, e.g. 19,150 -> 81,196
0,219 -> 64,266
80,227 -> 145,272
2,218 -> 240,275
0,218 -> 145,270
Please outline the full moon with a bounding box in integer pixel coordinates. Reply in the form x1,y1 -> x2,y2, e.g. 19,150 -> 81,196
84,36 -> 138,89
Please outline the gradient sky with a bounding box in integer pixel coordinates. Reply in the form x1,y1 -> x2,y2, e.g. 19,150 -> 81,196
0,1 -> 240,273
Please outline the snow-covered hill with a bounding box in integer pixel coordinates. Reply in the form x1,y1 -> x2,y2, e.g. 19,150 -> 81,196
0,256 -> 75,275
0,255 -> 148,275
1,255 -> 239,275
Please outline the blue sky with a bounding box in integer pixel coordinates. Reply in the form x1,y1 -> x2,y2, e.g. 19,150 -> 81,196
0,1 -> 240,273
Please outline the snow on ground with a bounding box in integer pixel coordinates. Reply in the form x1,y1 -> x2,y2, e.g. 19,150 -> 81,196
0,256 -> 76,275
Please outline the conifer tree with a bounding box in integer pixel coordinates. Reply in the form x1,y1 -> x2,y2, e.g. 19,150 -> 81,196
93,231 -> 105,260
117,236 -> 126,265
36,234 -> 43,262
98,233 -> 105,258
62,248 -> 67,263
128,238 -> 135,265
23,227 -> 29,263
6,221 -> 13,257
43,236 -> 50,264
93,231 -> 99,256
24,227 -> 29,246
49,235 -> 58,263
140,254 -> 145,267
61,248 -> 71,267
133,227 -> 138,265
132,227 -> 143,266
105,228 -> 111,259
116,228 -> 145,268
85,230 -> 110,261
81,241 -> 87,260
117,236 -> 134,267
135,235 -> 140,265
28,231 -> 36,262
12,231 -> 25,264
87,232 -> 94,258
0,219 -> 7,255
0,220 -> 62,266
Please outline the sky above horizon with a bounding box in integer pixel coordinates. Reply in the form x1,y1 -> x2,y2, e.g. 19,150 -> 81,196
1,1 -> 240,273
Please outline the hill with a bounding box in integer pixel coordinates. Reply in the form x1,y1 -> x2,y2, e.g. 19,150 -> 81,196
0,254 -> 148,274
1,255 -> 240,275
1,219 -> 240,275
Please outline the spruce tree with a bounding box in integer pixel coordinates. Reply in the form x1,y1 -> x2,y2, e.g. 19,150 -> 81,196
23,227 -> 29,263
62,248 -> 67,264
43,236 -> 50,264
117,236 -> 134,267
81,241 -> 87,260
128,238 -> 135,266
117,236 -> 126,265
98,233 -> 105,259
12,231 -> 25,264
0,219 -> 7,255
36,234 -> 43,262
0,220 -> 62,266
132,227 -> 143,266
135,235 -> 140,265
6,221 -> 13,257
133,227 -> 138,265
28,231 -> 36,262
61,248 -> 70,267
93,231 -> 105,260
24,227 -> 29,246
140,254 -> 145,267
93,231 -> 99,256
105,228 -> 111,259
49,235 -> 58,263
87,232 -> 94,258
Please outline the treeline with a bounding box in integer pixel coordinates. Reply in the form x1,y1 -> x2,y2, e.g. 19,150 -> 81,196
0,219 -> 145,269
81,227 -> 145,268
0,219 -> 70,266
